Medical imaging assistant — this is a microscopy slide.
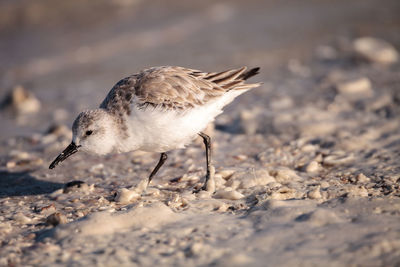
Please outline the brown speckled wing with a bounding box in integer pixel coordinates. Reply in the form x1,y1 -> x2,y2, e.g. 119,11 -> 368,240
100,66 -> 260,115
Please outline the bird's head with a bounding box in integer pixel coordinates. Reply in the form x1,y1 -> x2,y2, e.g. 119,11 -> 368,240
49,109 -> 119,169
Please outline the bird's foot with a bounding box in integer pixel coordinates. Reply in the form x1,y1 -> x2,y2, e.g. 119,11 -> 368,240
192,166 -> 215,194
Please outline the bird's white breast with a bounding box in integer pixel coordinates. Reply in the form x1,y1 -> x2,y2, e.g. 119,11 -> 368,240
118,89 -> 248,153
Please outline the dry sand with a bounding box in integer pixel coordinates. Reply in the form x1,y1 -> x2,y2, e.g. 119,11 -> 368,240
1,0 -> 400,266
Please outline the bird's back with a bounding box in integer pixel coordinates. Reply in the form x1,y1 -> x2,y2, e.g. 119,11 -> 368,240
100,66 -> 260,114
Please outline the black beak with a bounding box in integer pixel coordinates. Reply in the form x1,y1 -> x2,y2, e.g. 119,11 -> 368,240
49,142 -> 80,169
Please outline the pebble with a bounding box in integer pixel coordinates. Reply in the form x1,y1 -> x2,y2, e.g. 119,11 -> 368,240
323,152 -> 355,166
356,173 -> 371,183
225,179 -> 241,189
336,77 -> 373,97
307,186 -> 322,199
217,169 -> 236,180
301,144 -> 318,153
37,204 -> 57,216
13,213 -> 32,224
233,154 -> 248,161
0,85 -> 41,114
305,160 -> 320,173
187,242 -> 204,256
9,150 -> 30,159
0,222 -> 13,234
213,189 -> 244,200
114,188 -> 141,204
347,185 -> 369,198
196,190 -> 213,199
89,163 -> 104,173
270,168 -> 302,184
145,187 -> 161,197
6,161 -> 16,168
353,37 -> 399,65
46,212 -> 67,226
213,174 -> 226,189
226,169 -> 275,189
63,181 -> 93,194
319,181 -> 330,189
270,187 -> 298,200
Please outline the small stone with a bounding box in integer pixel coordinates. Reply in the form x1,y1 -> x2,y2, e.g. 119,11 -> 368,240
353,37 -> 399,65
319,181 -> 330,189
49,189 -> 64,199
217,169 -> 236,180
307,186 -> 322,199
9,150 -> 30,159
13,213 -> 32,224
270,168 -> 302,184
196,190 -> 212,199
213,174 -> 226,189
270,187 -> 298,200
356,173 -> 371,183
305,161 -> 319,173
6,161 -> 16,168
336,77 -> 373,97
46,212 -> 67,226
1,85 -> 41,114
114,188 -> 141,204
145,187 -> 161,197
63,181 -> 93,193
89,163 -> 104,173
0,222 -> 12,234
37,204 -> 57,216
226,169 -> 275,189
301,144 -> 318,153
186,242 -> 204,257
214,189 -> 244,200
323,152 -> 355,166
347,185 -> 369,198
234,154 -> 248,161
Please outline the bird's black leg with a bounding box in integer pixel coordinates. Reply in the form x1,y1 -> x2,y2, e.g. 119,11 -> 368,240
148,153 -> 168,184
199,132 -> 211,190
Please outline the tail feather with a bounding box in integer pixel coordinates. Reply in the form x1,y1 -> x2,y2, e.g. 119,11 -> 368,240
239,67 -> 260,80
203,66 -> 261,92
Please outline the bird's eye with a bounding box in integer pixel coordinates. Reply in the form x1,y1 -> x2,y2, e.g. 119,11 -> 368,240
85,130 -> 93,136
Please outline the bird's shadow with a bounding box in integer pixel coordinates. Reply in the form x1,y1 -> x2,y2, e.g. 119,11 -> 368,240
0,170 -> 63,198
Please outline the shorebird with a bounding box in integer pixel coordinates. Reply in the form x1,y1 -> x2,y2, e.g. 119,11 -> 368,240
49,66 -> 261,190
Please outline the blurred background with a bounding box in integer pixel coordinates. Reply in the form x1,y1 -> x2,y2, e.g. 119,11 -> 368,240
0,0 -> 400,139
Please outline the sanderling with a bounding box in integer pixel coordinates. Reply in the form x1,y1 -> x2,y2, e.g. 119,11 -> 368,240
49,66 -> 261,190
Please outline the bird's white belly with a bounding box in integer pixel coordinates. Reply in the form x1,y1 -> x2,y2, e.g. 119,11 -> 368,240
117,90 -> 245,153
122,104 -> 216,152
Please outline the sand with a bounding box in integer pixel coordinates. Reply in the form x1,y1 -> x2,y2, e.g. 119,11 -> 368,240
1,0 -> 400,266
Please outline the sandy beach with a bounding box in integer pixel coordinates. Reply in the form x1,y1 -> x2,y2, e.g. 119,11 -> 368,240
1,0 -> 400,266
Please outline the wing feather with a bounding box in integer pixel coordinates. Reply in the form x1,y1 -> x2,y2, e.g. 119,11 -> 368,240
100,66 -> 260,114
